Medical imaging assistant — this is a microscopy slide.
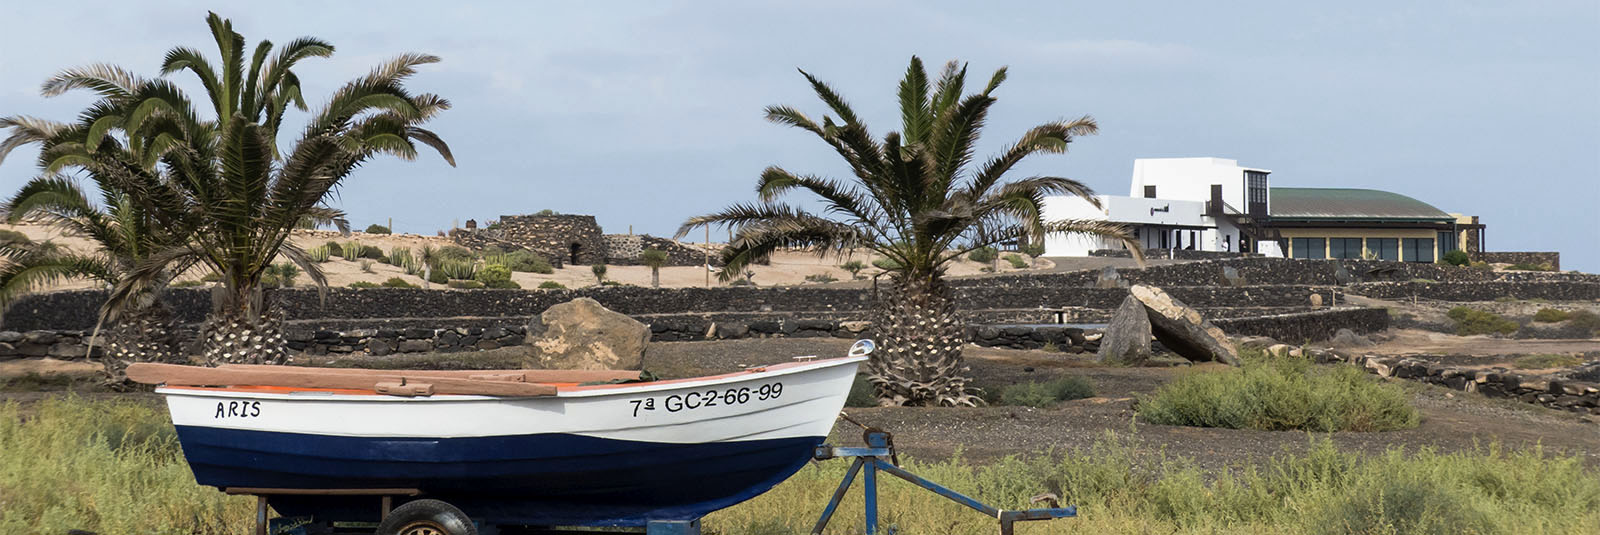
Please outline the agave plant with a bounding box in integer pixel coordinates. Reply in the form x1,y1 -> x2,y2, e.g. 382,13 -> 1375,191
20,12 -> 452,365
680,57 -> 1139,406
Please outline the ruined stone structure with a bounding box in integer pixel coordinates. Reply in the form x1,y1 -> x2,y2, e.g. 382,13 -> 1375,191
604,234 -> 712,266
451,214 -> 606,267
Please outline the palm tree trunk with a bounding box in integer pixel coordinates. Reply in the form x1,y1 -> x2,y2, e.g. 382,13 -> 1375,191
651,267 -> 660,288
199,286 -> 288,365
101,302 -> 186,389
868,273 -> 978,406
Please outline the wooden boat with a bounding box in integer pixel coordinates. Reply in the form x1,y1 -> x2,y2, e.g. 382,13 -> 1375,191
129,351 -> 866,528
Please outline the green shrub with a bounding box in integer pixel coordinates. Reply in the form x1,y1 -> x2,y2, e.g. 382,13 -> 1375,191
1137,353 -> 1419,432
803,273 -> 838,284
271,262 -> 299,288
359,259 -> 374,273
591,264 -> 607,282
871,257 -> 901,271
537,281 -> 566,289
967,246 -> 998,263
1507,262 -> 1555,272
364,224 -> 391,234
1533,308 -> 1570,323
533,209 -> 556,216
427,269 -> 448,285
475,264 -> 520,289
359,245 -> 384,260
0,229 -> 31,244
502,250 -> 553,274
1003,253 -> 1028,269
1567,310 -> 1600,333
1512,354 -> 1581,369
839,260 -> 866,279
170,280 -> 205,288
1447,307 -> 1519,336
999,376 -> 1096,408
1018,242 -> 1045,257
435,245 -> 474,262
323,240 -> 342,254
447,280 -> 484,289
844,374 -> 878,407
1441,249 -> 1470,266
1469,260 -> 1492,271
307,245 -> 331,263
347,281 -> 379,288
381,277 -> 419,289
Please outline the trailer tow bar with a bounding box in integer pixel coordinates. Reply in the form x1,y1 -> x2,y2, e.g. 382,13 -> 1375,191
810,418 -> 1076,535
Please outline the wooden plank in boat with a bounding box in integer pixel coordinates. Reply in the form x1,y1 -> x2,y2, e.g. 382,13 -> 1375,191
126,363 -> 556,397
217,364 -> 640,383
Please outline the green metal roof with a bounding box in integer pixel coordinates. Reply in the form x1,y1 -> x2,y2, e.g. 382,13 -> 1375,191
1269,187 -> 1454,222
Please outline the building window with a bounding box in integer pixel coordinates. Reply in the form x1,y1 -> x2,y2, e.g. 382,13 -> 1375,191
1437,231 -> 1457,258
1224,235 -> 1232,251
1403,238 -> 1435,263
1369,238 -> 1398,261
1291,237 -> 1326,259
1329,238 -> 1363,259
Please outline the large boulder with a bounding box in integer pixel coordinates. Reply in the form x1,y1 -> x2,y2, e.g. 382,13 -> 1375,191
525,297 -> 649,370
1094,266 -> 1125,289
1129,285 -> 1239,365
1096,295 -> 1152,364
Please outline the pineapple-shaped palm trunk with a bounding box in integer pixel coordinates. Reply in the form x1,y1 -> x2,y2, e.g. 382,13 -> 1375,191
101,302 -> 186,389
868,273 -> 978,406
199,287 -> 287,365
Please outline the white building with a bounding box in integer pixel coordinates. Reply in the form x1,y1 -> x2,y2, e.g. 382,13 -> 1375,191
1043,157 -> 1282,257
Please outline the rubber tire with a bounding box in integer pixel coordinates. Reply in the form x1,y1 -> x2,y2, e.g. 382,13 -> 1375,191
375,499 -> 478,535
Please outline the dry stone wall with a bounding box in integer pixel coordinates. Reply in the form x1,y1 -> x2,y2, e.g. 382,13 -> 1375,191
603,234 -> 713,266
1470,252 -> 1560,270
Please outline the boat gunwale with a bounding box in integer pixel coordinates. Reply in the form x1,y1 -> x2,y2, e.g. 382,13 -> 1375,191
155,356 -> 865,401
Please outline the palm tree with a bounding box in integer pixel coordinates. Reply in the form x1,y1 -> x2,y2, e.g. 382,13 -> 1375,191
679,57 -> 1139,406
0,74 -> 193,383
640,249 -> 667,288
31,12 -> 452,365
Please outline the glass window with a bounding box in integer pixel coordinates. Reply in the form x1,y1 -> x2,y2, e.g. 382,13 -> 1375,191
1329,238 -> 1363,259
1369,238 -> 1398,261
1437,231 -> 1457,257
1404,238 -> 1435,263
1291,237 -> 1326,259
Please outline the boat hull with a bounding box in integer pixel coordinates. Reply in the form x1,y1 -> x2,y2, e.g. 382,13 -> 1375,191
158,357 -> 862,526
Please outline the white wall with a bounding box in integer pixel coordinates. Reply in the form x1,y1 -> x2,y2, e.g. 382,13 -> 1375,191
1042,195 -> 1112,257
1128,157 -> 1268,214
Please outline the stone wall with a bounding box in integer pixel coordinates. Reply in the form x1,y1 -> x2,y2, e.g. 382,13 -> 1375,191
958,257 -> 1597,289
2,284 -> 1340,332
1347,281 -> 1600,302
1307,350 -> 1600,416
1089,249 -> 1252,260
1471,252 -> 1560,271
1212,308 -> 1390,344
0,330 -> 102,360
603,234 -> 714,266
450,214 -> 606,267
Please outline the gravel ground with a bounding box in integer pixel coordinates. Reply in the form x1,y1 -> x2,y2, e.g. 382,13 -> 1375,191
646,338 -> 1600,469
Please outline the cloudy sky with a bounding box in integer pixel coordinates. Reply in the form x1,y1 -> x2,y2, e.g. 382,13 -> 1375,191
2,1 -> 1596,271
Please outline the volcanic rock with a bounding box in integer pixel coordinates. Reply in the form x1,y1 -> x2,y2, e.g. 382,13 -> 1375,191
1129,285 -> 1240,365
1096,295 -> 1152,365
526,297 -> 648,370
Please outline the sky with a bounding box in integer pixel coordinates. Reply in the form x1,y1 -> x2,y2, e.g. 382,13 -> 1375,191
1,1 -> 1596,271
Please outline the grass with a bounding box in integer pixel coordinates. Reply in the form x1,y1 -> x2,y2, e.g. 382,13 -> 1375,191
1506,262 -> 1556,272
1512,354 -> 1583,370
1,398 -> 1597,534
1533,308 -> 1570,322
711,433 -> 1600,535
1137,353 -> 1419,432
1447,307 -> 1520,336
998,376 -> 1096,408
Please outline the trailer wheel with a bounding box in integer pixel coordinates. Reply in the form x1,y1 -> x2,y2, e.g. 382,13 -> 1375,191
376,499 -> 477,535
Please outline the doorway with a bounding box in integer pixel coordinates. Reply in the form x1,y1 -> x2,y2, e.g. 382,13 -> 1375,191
569,243 -> 582,265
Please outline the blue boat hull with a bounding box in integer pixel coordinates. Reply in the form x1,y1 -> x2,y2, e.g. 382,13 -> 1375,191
174,425 -> 821,526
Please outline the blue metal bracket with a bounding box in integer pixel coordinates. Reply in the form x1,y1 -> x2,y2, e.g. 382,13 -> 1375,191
812,429 -> 1076,535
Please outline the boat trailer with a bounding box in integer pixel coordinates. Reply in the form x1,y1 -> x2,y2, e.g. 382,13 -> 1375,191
808,416 -> 1077,535
250,418 -> 1076,535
